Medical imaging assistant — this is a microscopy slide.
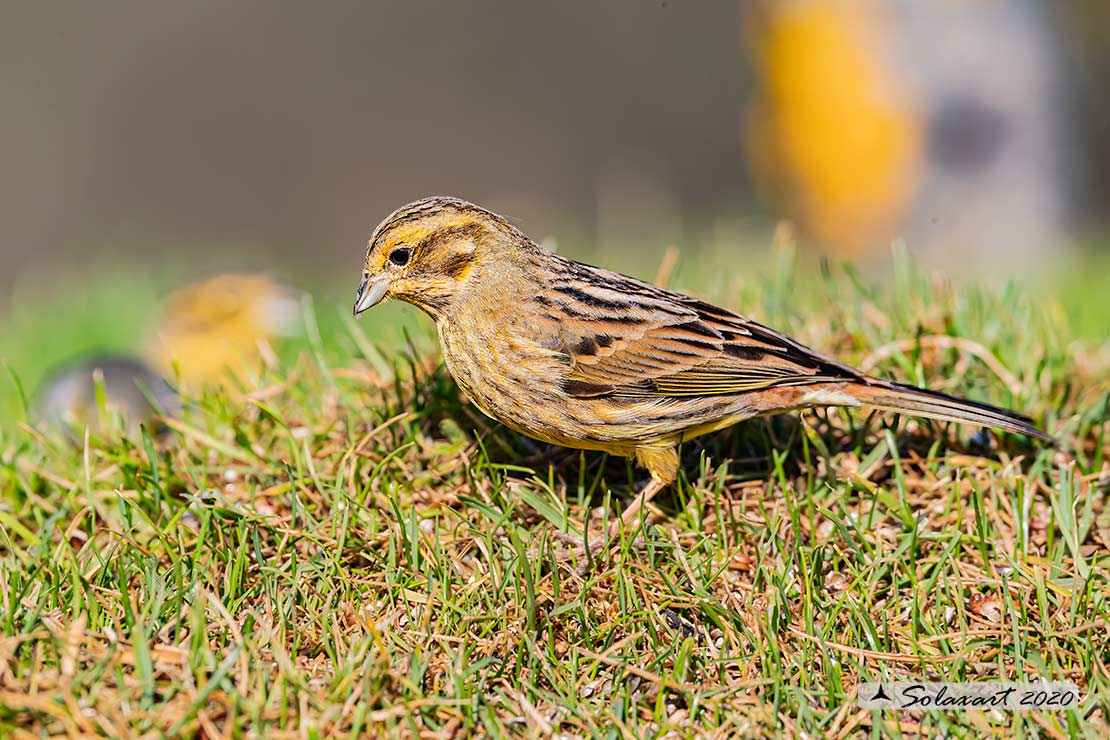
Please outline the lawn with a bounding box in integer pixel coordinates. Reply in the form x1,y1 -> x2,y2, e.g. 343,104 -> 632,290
1,245 -> 1108,738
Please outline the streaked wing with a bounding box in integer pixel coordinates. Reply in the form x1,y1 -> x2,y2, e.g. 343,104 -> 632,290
544,263 -> 862,399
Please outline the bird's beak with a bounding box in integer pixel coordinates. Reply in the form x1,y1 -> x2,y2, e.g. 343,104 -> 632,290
353,275 -> 389,316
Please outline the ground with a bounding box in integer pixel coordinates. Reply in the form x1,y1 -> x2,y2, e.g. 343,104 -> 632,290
1,247 -> 1108,738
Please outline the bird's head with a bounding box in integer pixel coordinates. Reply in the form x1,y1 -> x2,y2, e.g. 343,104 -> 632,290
354,197 -> 515,319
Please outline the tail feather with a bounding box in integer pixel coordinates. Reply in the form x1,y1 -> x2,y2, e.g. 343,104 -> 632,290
849,380 -> 1054,444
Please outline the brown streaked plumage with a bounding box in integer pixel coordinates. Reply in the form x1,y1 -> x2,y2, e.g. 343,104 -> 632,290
354,197 -> 1052,547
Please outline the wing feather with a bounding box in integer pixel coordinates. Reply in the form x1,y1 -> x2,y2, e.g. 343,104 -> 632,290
546,265 -> 862,399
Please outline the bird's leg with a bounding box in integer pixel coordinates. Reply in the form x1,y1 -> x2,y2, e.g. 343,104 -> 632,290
557,474 -> 667,571
617,444 -> 678,541
607,474 -> 666,542
556,444 -> 677,569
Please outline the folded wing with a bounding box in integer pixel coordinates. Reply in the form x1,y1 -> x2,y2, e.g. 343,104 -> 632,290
543,265 -> 861,400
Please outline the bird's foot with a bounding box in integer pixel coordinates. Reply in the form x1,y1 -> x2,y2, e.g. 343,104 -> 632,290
552,519 -> 652,576
551,531 -> 606,575
549,476 -> 668,575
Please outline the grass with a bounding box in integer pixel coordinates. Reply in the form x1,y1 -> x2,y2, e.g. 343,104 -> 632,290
1,244 -> 1108,738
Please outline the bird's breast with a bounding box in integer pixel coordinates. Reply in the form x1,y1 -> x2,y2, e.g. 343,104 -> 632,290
436,314 -> 576,440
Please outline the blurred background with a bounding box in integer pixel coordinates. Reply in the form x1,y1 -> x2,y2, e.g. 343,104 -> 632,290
2,0 -> 1108,426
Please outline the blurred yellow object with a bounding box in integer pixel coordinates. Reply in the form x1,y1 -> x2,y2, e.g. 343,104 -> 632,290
745,0 -> 923,257
145,273 -> 300,387
35,273 -> 299,436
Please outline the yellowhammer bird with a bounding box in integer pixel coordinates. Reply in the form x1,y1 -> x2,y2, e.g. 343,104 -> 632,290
353,197 -> 1051,544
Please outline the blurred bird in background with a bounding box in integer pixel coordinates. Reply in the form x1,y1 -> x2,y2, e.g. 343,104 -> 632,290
35,273 -> 299,434
147,273 -> 301,389
744,0 -> 1067,266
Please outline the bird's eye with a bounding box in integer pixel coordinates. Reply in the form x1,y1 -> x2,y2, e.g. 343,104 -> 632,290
389,247 -> 411,267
